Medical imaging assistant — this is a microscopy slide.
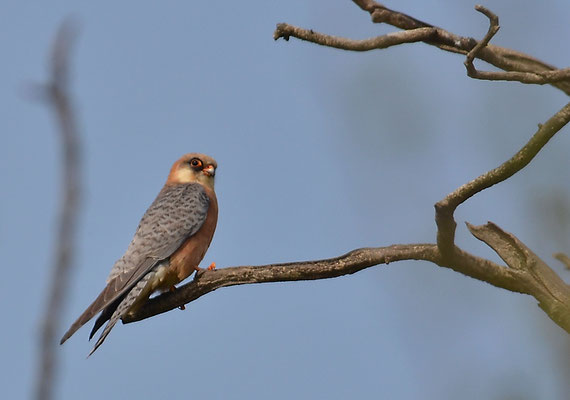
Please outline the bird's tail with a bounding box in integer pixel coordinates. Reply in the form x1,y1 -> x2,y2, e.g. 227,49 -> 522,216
88,272 -> 154,357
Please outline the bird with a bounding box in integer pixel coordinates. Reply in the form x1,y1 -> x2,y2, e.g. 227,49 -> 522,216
60,153 -> 218,356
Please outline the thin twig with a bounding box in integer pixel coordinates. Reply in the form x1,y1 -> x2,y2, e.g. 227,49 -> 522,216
274,23 -> 438,51
464,6 -> 570,84
464,5 -> 500,74
34,20 -> 81,400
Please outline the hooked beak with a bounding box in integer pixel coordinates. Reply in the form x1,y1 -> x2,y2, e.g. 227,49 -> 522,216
203,165 -> 215,177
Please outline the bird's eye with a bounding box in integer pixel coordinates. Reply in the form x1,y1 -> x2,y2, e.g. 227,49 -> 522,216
189,158 -> 203,168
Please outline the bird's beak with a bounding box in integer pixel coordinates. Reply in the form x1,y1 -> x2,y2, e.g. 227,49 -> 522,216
203,165 -> 215,177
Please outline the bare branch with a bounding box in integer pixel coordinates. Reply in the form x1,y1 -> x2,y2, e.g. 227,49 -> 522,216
123,243 -> 522,324
464,5 -> 500,75
123,226 -> 570,334
274,1 -> 570,94
274,23 -> 438,51
465,6 -> 570,84
435,101 -> 570,256
123,245 -> 441,322
34,20 -> 81,400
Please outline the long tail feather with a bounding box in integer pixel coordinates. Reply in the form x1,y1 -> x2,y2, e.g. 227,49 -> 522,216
87,273 -> 154,356
60,266 -> 146,345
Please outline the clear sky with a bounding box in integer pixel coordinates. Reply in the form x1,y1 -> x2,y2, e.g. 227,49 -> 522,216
2,1 -> 570,399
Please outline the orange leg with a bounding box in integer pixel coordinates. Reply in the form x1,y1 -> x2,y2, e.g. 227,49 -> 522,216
194,262 -> 216,272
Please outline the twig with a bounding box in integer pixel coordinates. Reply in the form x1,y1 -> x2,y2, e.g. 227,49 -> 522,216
34,20 -> 81,400
464,5 -> 500,74
465,6 -> 570,84
274,23 -> 438,51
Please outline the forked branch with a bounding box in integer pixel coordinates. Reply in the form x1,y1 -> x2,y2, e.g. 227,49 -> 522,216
465,6 -> 570,84
435,101 -> 570,256
274,1 -> 570,94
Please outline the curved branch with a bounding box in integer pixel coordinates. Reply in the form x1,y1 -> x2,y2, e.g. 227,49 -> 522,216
465,6 -> 570,84
274,23 -> 439,51
124,245 -> 439,322
351,1 -> 570,94
435,100 -> 570,256
464,5 -> 499,76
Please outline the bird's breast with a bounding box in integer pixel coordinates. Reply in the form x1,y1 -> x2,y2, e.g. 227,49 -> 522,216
169,188 -> 218,283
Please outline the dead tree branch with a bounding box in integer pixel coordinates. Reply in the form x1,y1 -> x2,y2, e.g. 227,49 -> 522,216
465,6 -> 570,84
435,101 -> 570,257
352,1 -> 570,92
121,2 -> 570,337
124,228 -> 570,335
123,243 -> 521,324
34,21 -> 81,400
274,24 -> 439,51
274,1 -> 570,94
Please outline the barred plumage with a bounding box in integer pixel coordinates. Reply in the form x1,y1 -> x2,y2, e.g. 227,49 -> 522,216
60,153 -> 218,355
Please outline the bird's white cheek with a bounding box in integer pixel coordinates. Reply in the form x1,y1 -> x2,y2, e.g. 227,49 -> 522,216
174,168 -> 194,183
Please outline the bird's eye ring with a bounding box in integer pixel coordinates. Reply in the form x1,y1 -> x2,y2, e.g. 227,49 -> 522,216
190,158 -> 203,168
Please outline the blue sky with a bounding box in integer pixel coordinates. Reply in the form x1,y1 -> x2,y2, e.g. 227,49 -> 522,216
2,1 -> 570,399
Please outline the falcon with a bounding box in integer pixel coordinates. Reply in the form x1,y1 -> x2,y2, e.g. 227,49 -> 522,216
60,153 -> 218,356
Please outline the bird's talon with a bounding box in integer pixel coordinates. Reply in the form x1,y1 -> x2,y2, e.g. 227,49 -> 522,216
207,262 -> 216,271
178,304 -> 186,311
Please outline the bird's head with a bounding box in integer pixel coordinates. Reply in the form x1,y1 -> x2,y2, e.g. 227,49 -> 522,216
167,153 -> 217,190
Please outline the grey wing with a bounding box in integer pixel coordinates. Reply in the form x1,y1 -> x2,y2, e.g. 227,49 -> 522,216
60,183 -> 210,345
107,183 -> 210,282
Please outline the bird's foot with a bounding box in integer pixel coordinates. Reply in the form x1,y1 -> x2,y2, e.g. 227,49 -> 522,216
194,262 -> 216,274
